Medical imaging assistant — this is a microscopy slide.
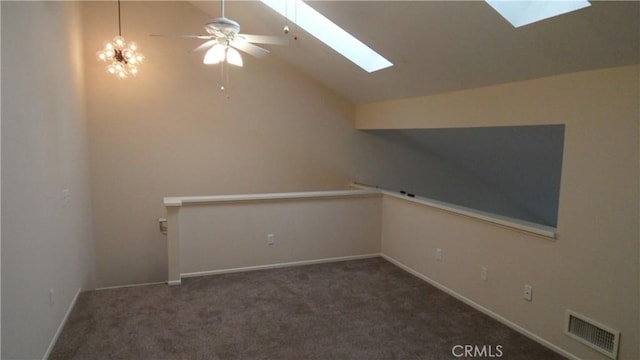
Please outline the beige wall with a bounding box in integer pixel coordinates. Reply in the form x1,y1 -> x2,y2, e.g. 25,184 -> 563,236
1,2 -> 96,359
83,2 -> 366,287
85,1 -> 574,289
177,194 -> 381,275
3,1 -> 636,358
359,66 -> 640,360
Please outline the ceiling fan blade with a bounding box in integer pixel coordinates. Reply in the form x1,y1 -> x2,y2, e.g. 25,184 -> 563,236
237,34 -> 287,45
150,34 -> 214,40
191,40 -> 217,53
229,40 -> 270,58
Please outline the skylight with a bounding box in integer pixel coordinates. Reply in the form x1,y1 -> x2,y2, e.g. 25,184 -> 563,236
486,0 -> 591,28
260,0 -> 393,73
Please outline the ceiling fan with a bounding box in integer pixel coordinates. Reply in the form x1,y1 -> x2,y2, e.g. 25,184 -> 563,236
154,0 -> 285,67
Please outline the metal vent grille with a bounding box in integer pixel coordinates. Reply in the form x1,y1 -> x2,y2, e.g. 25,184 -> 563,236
565,310 -> 620,359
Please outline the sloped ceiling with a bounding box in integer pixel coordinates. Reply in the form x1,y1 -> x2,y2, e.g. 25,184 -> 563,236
179,1 -> 634,225
189,1 -> 639,104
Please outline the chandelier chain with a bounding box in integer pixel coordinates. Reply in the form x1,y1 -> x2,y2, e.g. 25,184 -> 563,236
117,0 -> 122,36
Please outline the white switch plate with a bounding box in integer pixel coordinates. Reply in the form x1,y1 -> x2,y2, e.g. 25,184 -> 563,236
524,284 -> 533,301
267,234 -> 275,245
481,267 -> 488,281
436,248 -> 443,262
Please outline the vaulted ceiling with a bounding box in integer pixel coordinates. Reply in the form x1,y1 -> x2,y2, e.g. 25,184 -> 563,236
189,1 -> 639,104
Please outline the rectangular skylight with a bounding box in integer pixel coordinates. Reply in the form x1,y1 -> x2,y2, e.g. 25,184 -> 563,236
260,0 -> 393,73
486,0 -> 591,28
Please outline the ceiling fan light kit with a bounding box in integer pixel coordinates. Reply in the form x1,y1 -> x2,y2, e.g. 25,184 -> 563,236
203,43 -> 243,67
154,0 -> 282,68
96,0 -> 144,79
225,48 -> 243,67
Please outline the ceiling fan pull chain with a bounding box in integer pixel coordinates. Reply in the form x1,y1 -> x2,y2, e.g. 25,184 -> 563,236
283,0 -> 290,34
293,0 -> 298,40
226,61 -> 231,93
219,61 -> 226,92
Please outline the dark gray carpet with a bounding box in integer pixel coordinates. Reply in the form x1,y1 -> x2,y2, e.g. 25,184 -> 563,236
50,258 -> 565,359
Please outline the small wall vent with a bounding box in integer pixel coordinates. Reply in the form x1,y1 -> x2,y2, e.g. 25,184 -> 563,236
565,310 -> 620,359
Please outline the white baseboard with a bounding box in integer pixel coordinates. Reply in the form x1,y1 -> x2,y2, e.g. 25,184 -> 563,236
42,287 -> 82,360
95,281 -> 166,291
380,254 -> 581,360
180,253 -> 382,279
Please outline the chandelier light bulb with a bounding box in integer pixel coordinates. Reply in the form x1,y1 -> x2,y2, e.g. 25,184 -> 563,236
97,51 -> 107,62
113,36 -> 125,48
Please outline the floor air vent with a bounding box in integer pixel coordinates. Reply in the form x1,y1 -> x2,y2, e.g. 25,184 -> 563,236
565,310 -> 620,359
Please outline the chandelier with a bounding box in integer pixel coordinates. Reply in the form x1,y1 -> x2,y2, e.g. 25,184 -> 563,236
96,0 -> 144,79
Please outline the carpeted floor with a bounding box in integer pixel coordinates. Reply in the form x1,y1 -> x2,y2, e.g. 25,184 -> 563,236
50,257 -> 565,359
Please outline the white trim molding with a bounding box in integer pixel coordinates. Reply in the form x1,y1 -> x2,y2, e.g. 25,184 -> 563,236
351,183 -> 556,239
164,189 -> 381,207
181,254 -> 381,279
43,288 -> 82,360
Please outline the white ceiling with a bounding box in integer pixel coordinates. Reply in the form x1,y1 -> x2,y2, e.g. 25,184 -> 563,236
190,1 -> 639,104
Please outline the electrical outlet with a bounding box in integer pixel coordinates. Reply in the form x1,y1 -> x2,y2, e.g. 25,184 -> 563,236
62,189 -> 70,203
436,248 -> 443,262
267,234 -> 275,246
523,284 -> 533,301
481,267 -> 488,281
49,288 -> 55,307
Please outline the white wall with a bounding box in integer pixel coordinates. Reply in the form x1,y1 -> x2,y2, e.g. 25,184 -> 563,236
176,194 -> 381,276
1,2 -> 95,359
358,66 -> 640,360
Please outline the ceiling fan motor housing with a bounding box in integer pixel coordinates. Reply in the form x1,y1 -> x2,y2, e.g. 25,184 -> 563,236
205,17 -> 241,38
